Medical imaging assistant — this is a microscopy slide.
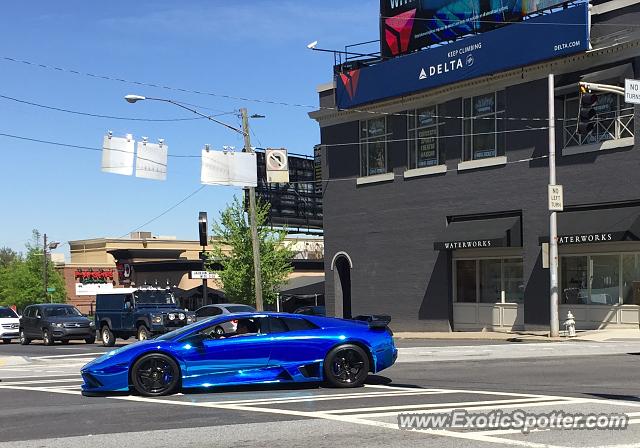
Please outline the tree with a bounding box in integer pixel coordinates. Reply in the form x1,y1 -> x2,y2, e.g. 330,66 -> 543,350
207,196 -> 293,307
0,247 -> 18,268
0,230 -> 67,310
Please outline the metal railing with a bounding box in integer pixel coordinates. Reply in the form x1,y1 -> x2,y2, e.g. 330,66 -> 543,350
563,107 -> 634,148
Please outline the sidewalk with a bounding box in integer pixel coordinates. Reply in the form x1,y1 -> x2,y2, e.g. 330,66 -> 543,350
394,328 -> 640,342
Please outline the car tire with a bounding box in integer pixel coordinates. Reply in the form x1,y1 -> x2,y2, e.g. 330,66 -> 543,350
131,353 -> 180,397
137,325 -> 150,341
214,326 -> 224,336
2,339 -> 11,344
323,344 -> 370,388
101,326 -> 115,347
19,330 -> 30,345
85,335 -> 96,344
61,340 -> 70,345
42,329 -> 54,346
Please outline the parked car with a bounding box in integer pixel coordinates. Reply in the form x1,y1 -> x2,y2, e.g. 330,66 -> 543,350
81,312 -> 396,396
194,303 -> 257,335
0,307 -> 20,344
293,306 -> 326,316
19,304 -> 95,345
95,287 -> 195,347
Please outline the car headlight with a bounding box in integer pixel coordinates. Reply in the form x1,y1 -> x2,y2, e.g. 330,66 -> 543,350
186,315 -> 195,323
53,323 -> 63,328
89,321 -> 95,328
151,315 -> 163,324
168,313 -> 176,321
178,313 -> 185,320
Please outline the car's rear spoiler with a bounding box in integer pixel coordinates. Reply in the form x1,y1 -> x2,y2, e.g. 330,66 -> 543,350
353,314 -> 391,329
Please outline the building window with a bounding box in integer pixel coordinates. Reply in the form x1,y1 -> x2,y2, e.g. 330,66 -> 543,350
408,106 -> 439,169
561,253 -> 640,305
455,257 -> 523,303
462,91 -> 505,161
360,117 -> 389,176
562,90 -> 634,149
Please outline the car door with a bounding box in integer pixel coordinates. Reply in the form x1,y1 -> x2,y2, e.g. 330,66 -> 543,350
181,316 -> 271,385
21,306 -> 33,336
266,316 -> 328,375
31,307 -> 44,338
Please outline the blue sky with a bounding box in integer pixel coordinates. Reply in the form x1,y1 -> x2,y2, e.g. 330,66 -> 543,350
0,1 -> 378,256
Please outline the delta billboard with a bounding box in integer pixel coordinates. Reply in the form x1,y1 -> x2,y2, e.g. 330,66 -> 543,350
337,2 -> 588,109
381,0 -> 572,57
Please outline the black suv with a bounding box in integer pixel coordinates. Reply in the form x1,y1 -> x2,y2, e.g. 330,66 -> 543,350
95,287 -> 195,346
19,304 -> 96,345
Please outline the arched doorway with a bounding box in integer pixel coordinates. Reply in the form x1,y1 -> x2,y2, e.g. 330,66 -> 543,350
331,252 -> 352,319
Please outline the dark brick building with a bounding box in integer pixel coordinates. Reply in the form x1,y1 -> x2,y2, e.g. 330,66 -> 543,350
310,1 -> 640,331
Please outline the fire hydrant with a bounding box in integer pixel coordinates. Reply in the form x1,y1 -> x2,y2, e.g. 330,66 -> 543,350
564,311 -> 576,337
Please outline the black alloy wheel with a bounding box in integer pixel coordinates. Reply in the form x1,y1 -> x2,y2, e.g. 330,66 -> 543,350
214,326 -> 224,336
324,344 -> 370,388
42,329 -> 54,346
19,330 -> 30,345
131,353 -> 180,397
101,326 -> 115,347
85,335 -> 96,344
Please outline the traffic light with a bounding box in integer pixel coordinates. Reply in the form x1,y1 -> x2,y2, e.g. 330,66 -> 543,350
577,88 -> 598,135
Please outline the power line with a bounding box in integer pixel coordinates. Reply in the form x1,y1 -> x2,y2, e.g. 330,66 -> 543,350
0,55 -> 581,122
0,93 -> 237,122
118,185 -> 207,238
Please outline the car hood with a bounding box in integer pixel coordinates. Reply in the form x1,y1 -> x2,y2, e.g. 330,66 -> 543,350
46,316 -> 91,324
0,317 -> 19,324
82,339 -> 167,371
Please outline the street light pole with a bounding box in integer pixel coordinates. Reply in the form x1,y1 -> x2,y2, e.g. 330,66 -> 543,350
124,95 -> 264,310
548,74 -> 560,338
241,108 -> 264,311
43,233 -> 49,303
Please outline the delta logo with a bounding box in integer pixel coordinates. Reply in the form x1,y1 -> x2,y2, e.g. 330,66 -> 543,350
339,69 -> 361,100
383,8 -> 416,56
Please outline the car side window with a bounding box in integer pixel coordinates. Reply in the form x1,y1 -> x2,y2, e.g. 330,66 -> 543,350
23,306 -> 31,318
34,308 -> 42,319
268,317 -> 318,334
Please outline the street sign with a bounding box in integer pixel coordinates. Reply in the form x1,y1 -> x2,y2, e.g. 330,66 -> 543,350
548,185 -> 564,212
189,271 -> 219,280
625,79 -> 640,104
46,287 -> 56,293
266,148 -> 289,183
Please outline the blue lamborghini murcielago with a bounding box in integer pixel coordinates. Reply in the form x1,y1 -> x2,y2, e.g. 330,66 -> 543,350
81,312 -> 397,396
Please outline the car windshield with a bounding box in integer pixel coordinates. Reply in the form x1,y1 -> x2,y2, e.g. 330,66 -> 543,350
225,305 -> 256,313
155,321 -> 203,341
134,290 -> 176,305
44,306 -> 82,317
0,308 -> 18,318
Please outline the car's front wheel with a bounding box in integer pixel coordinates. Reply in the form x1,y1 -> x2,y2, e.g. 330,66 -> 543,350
131,353 -> 180,397
2,338 -> 11,344
42,329 -> 54,346
101,326 -> 115,347
85,335 -> 96,344
137,325 -> 150,341
323,344 -> 370,388
19,330 -> 30,345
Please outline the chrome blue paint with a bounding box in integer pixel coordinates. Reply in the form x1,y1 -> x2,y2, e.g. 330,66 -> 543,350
80,312 -> 396,394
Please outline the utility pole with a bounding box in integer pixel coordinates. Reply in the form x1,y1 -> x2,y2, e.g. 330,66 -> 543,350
548,74 -> 559,338
43,233 -> 49,302
241,108 -> 264,311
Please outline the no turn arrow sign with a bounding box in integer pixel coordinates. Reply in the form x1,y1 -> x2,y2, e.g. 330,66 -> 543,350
266,148 -> 289,183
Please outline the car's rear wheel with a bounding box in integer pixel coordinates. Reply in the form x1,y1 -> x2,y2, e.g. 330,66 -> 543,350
131,353 -> 180,397
2,338 -> 11,344
19,330 -> 30,345
42,329 -> 54,346
137,325 -> 150,341
323,344 -> 369,388
101,326 -> 115,347
214,326 -> 224,336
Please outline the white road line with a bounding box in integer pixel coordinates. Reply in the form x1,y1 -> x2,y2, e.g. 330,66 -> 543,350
0,373 -> 79,380
322,396 -> 569,415
30,353 -> 103,360
0,378 -> 82,386
0,385 -> 82,395
349,398 -> 595,419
